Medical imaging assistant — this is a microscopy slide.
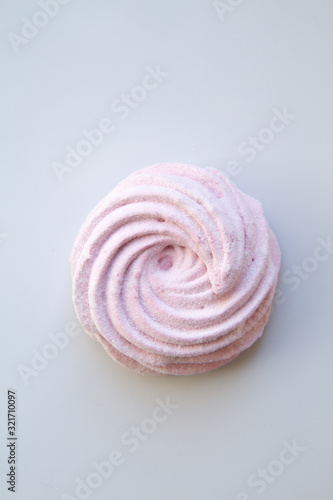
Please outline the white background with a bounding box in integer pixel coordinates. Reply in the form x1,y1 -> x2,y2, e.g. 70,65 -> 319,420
1,1 -> 333,499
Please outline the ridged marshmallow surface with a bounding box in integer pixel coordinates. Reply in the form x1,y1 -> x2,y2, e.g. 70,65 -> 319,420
70,163 -> 281,375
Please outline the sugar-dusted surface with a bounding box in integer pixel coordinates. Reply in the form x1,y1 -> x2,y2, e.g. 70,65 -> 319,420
71,163 -> 281,374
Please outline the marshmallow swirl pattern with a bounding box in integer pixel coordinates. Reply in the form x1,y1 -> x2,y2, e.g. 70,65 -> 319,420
71,163 -> 281,375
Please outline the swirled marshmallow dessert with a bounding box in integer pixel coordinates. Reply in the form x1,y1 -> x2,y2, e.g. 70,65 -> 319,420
70,163 -> 281,375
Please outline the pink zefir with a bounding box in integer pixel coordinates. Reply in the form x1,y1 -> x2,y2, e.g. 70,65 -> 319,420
70,163 -> 281,375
